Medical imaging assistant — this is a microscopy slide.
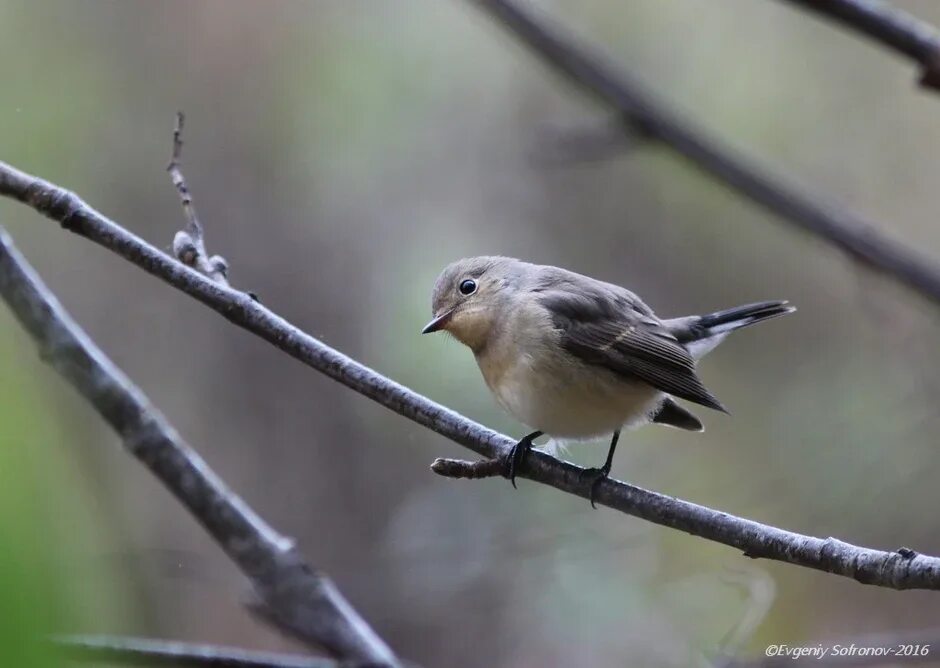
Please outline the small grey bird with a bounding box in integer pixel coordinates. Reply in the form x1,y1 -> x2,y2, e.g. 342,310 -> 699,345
422,256 -> 794,506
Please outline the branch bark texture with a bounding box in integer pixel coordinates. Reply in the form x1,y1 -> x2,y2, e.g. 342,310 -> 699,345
2,161 -> 940,591
467,0 -> 940,308
0,225 -> 398,666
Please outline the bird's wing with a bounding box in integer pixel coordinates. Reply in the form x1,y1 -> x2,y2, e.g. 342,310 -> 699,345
534,278 -> 726,412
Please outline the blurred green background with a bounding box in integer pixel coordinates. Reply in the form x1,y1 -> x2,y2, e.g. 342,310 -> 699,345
3,1 -> 940,666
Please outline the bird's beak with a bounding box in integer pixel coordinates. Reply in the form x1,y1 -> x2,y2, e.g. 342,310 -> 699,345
422,309 -> 454,334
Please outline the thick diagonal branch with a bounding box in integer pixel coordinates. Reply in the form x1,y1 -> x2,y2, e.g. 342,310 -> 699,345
466,0 -> 940,308
776,0 -> 940,91
0,227 -> 398,666
2,162 -> 939,590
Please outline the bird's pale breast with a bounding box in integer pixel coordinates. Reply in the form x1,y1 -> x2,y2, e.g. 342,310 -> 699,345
475,300 -> 663,438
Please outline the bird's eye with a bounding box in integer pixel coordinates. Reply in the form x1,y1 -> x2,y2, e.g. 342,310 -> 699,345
458,279 -> 477,296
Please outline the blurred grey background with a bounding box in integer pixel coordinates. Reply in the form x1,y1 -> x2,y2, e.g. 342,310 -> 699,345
3,1 -> 940,666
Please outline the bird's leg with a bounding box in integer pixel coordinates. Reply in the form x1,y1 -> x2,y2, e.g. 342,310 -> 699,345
580,429 -> 620,509
505,430 -> 543,488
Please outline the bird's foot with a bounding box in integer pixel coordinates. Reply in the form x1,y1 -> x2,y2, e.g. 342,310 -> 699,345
504,431 -> 542,488
579,465 -> 611,509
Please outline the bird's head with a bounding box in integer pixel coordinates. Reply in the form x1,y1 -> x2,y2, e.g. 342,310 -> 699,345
422,256 -> 518,352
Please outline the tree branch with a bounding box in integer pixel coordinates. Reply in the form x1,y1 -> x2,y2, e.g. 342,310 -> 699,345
776,0 -> 940,91
2,161 -> 940,590
53,635 -> 339,668
0,227 -> 398,666
465,0 -> 940,308
430,456 -> 507,479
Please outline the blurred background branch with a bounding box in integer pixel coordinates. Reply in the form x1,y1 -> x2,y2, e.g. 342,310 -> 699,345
711,567 -> 776,667
0,227 -> 398,667
467,0 -> 940,308
775,0 -> 940,91
1,157 -> 939,590
55,635 -> 339,668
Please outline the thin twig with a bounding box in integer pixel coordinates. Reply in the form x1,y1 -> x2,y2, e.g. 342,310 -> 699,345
167,111 -> 230,285
0,226 -> 398,666
430,456 -> 507,479
466,0 -> 940,308
776,0 -> 940,91
2,162 -> 940,591
53,635 -> 338,668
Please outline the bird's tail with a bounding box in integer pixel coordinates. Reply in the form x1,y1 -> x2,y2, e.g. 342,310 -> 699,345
695,300 -> 795,336
664,300 -> 795,359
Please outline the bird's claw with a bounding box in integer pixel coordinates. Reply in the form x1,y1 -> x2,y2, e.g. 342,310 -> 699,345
579,466 -> 611,509
505,431 -> 541,488
505,440 -> 528,488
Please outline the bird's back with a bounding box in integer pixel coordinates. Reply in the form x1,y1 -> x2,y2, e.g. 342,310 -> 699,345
475,265 -> 667,437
